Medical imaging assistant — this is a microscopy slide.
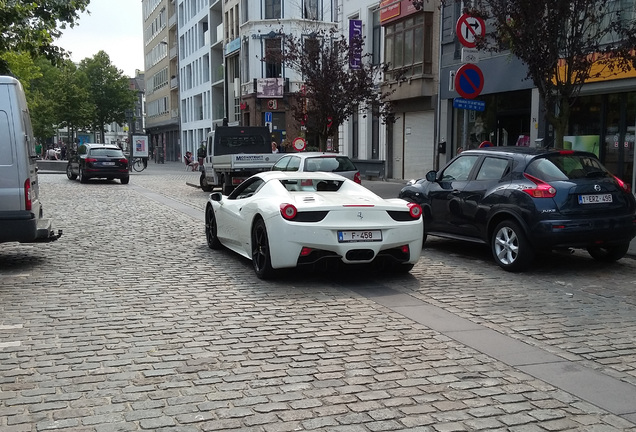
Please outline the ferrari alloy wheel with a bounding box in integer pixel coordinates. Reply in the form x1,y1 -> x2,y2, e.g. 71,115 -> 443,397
491,220 -> 534,272
251,218 -> 274,279
587,243 -> 629,262
205,205 -> 222,249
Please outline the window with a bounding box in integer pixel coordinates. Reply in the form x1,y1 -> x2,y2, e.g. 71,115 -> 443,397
384,13 -> 434,80
304,0 -> 319,20
265,0 -> 281,19
265,38 -> 282,78
441,155 -> 479,181
476,157 -> 509,180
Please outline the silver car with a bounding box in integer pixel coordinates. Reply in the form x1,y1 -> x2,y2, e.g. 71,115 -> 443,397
271,152 -> 361,183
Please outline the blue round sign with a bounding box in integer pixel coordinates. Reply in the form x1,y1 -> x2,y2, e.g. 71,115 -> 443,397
455,63 -> 484,99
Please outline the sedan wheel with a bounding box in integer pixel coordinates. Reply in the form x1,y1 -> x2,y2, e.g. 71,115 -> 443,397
205,206 -> 222,249
66,164 -> 77,180
251,218 -> 275,279
491,220 -> 534,272
587,243 -> 630,262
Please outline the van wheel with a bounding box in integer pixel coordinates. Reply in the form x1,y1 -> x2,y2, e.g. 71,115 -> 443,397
66,164 -> 77,180
491,220 -> 534,272
79,168 -> 88,183
222,176 -> 233,195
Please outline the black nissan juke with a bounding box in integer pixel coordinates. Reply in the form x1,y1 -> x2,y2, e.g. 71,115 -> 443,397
398,146 -> 636,272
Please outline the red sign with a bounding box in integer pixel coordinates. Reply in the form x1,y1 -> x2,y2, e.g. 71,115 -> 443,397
292,137 -> 306,152
379,0 -> 418,24
455,64 -> 484,99
456,14 -> 486,48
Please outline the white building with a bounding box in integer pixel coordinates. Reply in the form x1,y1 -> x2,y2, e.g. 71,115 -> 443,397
176,0 -> 223,157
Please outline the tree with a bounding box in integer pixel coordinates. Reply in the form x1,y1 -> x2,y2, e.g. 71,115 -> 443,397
278,27 -> 395,151
53,60 -> 93,144
79,51 -> 136,143
0,0 -> 90,75
421,0 -> 636,148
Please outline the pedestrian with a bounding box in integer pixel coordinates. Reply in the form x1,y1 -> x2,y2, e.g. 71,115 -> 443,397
271,141 -> 279,153
45,146 -> 58,160
35,142 -> 42,159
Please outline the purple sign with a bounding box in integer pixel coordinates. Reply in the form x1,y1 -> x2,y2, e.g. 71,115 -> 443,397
349,19 -> 363,70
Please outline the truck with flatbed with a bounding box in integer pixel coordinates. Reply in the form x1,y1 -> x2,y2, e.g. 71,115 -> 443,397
199,126 -> 283,194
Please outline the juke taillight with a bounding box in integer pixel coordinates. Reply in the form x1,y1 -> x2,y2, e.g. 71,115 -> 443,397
407,202 -> 422,219
522,173 -> 556,198
280,203 -> 298,220
613,175 -> 631,193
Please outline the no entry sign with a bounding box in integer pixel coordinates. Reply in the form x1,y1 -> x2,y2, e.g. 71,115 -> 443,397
454,63 -> 484,99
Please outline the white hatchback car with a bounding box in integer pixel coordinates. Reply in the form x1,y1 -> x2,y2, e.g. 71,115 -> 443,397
271,152 -> 362,184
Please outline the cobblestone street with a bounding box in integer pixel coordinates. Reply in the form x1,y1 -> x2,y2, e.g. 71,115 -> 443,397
1,162 -> 636,431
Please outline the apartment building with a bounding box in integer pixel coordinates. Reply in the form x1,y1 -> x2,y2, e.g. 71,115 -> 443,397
143,0 -> 180,162
175,0 -> 223,158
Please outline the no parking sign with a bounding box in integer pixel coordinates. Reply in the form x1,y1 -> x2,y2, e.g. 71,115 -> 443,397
454,63 -> 484,99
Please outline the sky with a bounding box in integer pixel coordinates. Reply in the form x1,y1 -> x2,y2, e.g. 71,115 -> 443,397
55,0 -> 144,77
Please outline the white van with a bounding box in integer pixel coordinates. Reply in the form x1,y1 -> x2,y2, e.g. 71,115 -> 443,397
0,75 -> 61,243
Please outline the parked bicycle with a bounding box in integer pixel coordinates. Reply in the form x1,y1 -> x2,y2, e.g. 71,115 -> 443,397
131,157 -> 147,172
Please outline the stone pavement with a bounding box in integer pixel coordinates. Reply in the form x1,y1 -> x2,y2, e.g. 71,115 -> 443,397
0,161 -> 634,431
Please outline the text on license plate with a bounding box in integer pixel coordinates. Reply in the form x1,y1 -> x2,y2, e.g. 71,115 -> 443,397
578,194 -> 612,204
102,162 -> 116,166
338,230 -> 382,242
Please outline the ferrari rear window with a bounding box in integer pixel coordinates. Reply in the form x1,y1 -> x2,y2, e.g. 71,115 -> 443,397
525,154 -> 611,181
280,179 -> 344,192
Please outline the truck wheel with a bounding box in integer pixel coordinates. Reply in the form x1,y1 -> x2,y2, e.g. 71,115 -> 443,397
200,173 -> 213,192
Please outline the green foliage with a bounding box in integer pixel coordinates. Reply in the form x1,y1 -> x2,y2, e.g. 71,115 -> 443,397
0,0 -> 90,74
79,51 -> 136,143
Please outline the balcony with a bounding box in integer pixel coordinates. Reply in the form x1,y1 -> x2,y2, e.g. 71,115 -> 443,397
170,46 -> 177,59
171,108 -> 179,119
171,76 -> 178,89
169,13 -> 176,28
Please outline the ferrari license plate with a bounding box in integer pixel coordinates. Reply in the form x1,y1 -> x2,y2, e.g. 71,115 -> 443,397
338,230 -> 382,242
578,194 -> 612,204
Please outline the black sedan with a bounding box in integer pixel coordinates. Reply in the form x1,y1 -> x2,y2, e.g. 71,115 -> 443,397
66,143 -> 130,184
399,146 -> 636,271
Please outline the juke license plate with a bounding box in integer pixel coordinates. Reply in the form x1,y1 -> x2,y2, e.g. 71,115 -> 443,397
338,230 -> 382,243
102,162 -> 116,166
578,194 -> 612,204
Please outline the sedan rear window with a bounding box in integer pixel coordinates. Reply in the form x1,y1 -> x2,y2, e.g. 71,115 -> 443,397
305,157 -> 356,172
526,154 -> 610,181
90,148 -> 125,158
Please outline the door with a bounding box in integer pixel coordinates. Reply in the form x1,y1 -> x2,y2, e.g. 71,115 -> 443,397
427,154 -> 479,235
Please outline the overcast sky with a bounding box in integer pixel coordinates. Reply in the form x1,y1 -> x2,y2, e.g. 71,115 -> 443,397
56,0 -> 144,77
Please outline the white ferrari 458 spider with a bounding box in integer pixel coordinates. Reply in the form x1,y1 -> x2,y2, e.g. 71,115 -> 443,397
205,171 -> 423,279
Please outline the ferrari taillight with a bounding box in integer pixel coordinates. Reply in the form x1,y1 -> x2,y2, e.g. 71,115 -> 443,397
354,172 -> 361,184
407,202 -> 422,219
280,203 -> 298,220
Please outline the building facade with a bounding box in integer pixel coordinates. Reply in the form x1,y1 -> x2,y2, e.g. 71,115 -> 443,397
438,2 -> 636,191
143,0 -> 180,162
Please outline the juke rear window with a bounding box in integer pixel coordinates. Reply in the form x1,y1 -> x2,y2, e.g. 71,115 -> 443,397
525,154 -> 610,181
